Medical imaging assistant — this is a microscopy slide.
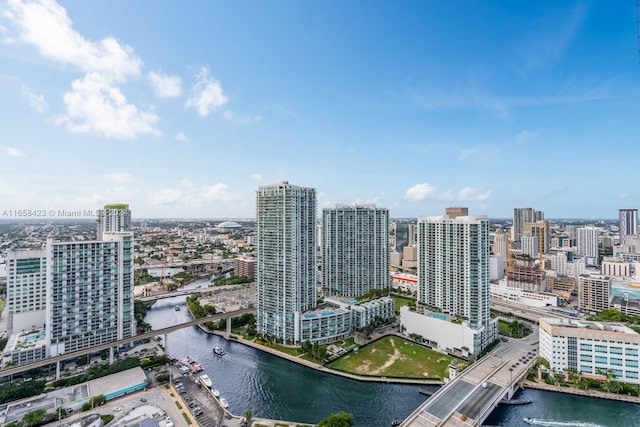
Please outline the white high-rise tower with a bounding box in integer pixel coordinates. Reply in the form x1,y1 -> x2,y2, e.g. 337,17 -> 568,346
417,209 -> 496,350
322,204 -> 389,297
256,182 -> 316,343
97,203 -> 131,240
46,232 -> 135,356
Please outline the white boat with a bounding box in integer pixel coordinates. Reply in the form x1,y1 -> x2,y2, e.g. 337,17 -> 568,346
523,418 -> 535,424
220,397 -> 229,408
198,374 -> 212,388
212,388 -> 220,397
213,346 -> 226,356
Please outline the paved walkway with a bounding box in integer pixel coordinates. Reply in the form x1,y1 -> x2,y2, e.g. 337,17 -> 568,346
523,380 -> 640,404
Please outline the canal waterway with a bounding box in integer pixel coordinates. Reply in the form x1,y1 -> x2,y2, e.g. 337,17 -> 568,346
145,279 -> 640,426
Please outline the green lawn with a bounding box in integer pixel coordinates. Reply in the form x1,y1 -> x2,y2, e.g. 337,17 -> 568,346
390,295 -> 415,313
498,319 -> 529,338
257,340 -> 301,356
328,336 -> 466,379
498,319 -> 512,335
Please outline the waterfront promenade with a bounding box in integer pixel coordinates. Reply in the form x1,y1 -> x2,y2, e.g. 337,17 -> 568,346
523,380 -> 640,405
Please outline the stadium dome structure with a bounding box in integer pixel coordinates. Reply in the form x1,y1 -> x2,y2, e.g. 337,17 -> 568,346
216,221 -> 242,230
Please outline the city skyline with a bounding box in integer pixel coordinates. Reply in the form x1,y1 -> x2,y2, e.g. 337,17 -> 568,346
2,1 -> 640,219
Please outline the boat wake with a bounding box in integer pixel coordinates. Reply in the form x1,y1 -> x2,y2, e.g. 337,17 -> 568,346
525,419 -> 606,427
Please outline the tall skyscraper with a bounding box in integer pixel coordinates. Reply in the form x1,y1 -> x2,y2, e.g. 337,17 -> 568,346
6,248 -> 47,332
322,204 -> 389,297
97,203 -> 131,240
524,220 -> 550,254
521,235 -> 539,259
576,226 -> 599,259
619,209 -> 638,246
46,232 -> 135,355
256,182 -> 316,343
512,208 -> 536,247
492,228 -> 508,257
417,209 -> 491,330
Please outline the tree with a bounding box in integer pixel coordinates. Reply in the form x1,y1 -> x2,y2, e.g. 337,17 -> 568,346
245,409 -> 252,425
23,409 -> 46,426
318,411 -> 354,427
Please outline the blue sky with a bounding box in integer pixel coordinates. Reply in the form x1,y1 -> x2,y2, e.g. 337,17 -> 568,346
1,1 -> 638,219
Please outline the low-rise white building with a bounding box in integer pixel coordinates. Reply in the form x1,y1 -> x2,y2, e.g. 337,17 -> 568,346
399,306 -> 498,356
490,283 -> 559,307
298,307 -> 352,344
325,297 -> 395,329
1,328 -> 47,366
390,273 -> 418,294
539,317 -> 639,384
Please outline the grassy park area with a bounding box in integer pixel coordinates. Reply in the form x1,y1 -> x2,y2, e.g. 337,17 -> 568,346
390,295 -> 415,313
328,336 -> 466,379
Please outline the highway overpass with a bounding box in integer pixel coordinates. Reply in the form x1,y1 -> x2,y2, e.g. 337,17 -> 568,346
0,307 -> 255,379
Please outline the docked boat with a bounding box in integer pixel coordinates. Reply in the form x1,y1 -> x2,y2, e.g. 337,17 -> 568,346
220,397 -> 229,408
213,346 -> 226,356
180,356 -> 204,373
212,388 -> 220,397
523,418 -> 535,424
198,374 -> 212,388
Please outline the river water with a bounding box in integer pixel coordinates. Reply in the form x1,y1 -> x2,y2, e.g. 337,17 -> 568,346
145,279 -> 640,427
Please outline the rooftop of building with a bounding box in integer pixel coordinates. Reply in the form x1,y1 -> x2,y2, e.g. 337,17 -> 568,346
2,328 -> 47,356
301,306 -> 351,319
542,317 -> 637,334
102,203 -> 130,210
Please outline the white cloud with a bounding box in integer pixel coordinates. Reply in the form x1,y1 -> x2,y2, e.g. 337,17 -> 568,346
187,67 -> 228,117
175,132 -> 188,142
457,187 -> 492,201
148,71 -> 182,98
73,193 -> 102,205
4,0 -> 141,81
405,182 -> 435,202
251,173 -> 262,181
108,172 -> 132,183
223,110 -> 262,124
21,85 -> 48,112
180,179 -> 193,188
437,189 -> 455,201
6,147 -> 25,157
458,146 -> 502,161
202,183 -> 232,202
56,72 -> 160,139
148,188 -> 182,205
515,130 -> 538,144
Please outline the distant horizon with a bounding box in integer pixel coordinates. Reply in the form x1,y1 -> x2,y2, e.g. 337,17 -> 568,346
0,216 -> 621,223
1,2 -> 639,219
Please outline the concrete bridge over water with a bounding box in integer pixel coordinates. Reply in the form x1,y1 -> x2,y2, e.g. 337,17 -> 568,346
136,282 -> 254,307
400,333 -> 538,426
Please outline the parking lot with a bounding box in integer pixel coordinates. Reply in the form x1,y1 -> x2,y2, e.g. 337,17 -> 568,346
171,367 -> 229,427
